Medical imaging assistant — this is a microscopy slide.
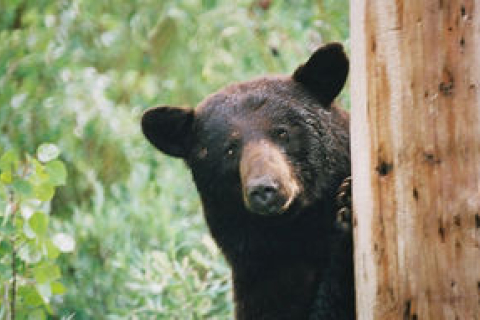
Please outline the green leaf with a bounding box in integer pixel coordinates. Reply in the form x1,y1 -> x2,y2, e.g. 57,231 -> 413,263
0,262 -> 12,280
0,240 -> 11,256
52,233 -> 75,252
34,263 -> 61,284
29,212 -> 49,237
51,281 -> 66,295
12,179 -> 33,197
28,309 -> 46,320
18,286 -> 44,307
15,310 -> 29,320
44,303 -> 53,315
37,144 -> 60,163
44,160 -> 67,186
45,240 -> 60,259
34,182 -> 55,202
31,159 -> 48,182
0,190 -> 6,206
0,219 -> 16,236
0,171 -> 12,184
0,150 -> 18,173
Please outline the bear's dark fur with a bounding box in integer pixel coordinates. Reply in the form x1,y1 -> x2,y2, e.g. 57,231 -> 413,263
141,43 -> 354,319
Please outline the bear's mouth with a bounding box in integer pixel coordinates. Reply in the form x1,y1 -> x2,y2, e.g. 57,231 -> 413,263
244,190 -> 298,216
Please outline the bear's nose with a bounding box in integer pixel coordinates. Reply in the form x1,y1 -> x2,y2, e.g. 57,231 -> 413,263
246,180 -> 283,215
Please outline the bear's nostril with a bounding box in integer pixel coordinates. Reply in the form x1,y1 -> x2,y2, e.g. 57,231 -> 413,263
253,186 -> 275,201
248,184 -> 279,211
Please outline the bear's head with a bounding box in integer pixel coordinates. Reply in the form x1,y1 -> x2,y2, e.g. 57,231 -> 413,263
142,43 -> 350,219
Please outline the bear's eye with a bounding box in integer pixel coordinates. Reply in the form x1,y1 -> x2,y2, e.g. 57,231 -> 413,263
273,127 -> 289,141
225,142 -> 239,157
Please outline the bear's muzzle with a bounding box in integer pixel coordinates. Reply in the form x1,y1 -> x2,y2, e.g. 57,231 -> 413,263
240,140 -> 300,215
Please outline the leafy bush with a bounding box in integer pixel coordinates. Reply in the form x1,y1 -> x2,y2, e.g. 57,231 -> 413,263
0,0 -> 348,318
0,145 -> 74,319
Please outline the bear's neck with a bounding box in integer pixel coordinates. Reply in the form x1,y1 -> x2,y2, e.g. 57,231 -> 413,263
202,198 -> 352,319
203,198 -> 335,264
232,259 -> 320,320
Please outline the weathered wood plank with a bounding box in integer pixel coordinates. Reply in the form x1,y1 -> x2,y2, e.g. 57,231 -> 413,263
351,1 -> 480,319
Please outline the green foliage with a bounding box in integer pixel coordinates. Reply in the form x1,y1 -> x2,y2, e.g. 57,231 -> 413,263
0,145 -> 73,319
0,0 -> 348,318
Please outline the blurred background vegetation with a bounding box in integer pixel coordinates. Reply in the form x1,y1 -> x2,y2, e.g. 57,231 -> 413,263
0,0 -> 348,318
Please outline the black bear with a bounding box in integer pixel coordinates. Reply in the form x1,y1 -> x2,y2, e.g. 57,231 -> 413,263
141,43 -> 354,320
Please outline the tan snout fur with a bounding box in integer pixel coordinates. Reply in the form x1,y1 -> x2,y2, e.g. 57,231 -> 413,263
240,140 -> 300,213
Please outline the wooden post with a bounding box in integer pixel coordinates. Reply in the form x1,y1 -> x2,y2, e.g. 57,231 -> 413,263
350,1 -> 480,319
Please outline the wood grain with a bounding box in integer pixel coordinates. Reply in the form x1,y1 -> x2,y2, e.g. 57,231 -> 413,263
351,0 -> 480,319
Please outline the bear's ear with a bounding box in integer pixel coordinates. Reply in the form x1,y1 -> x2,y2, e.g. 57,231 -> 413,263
141,106 -> 194,158
293,42 -> 349,107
